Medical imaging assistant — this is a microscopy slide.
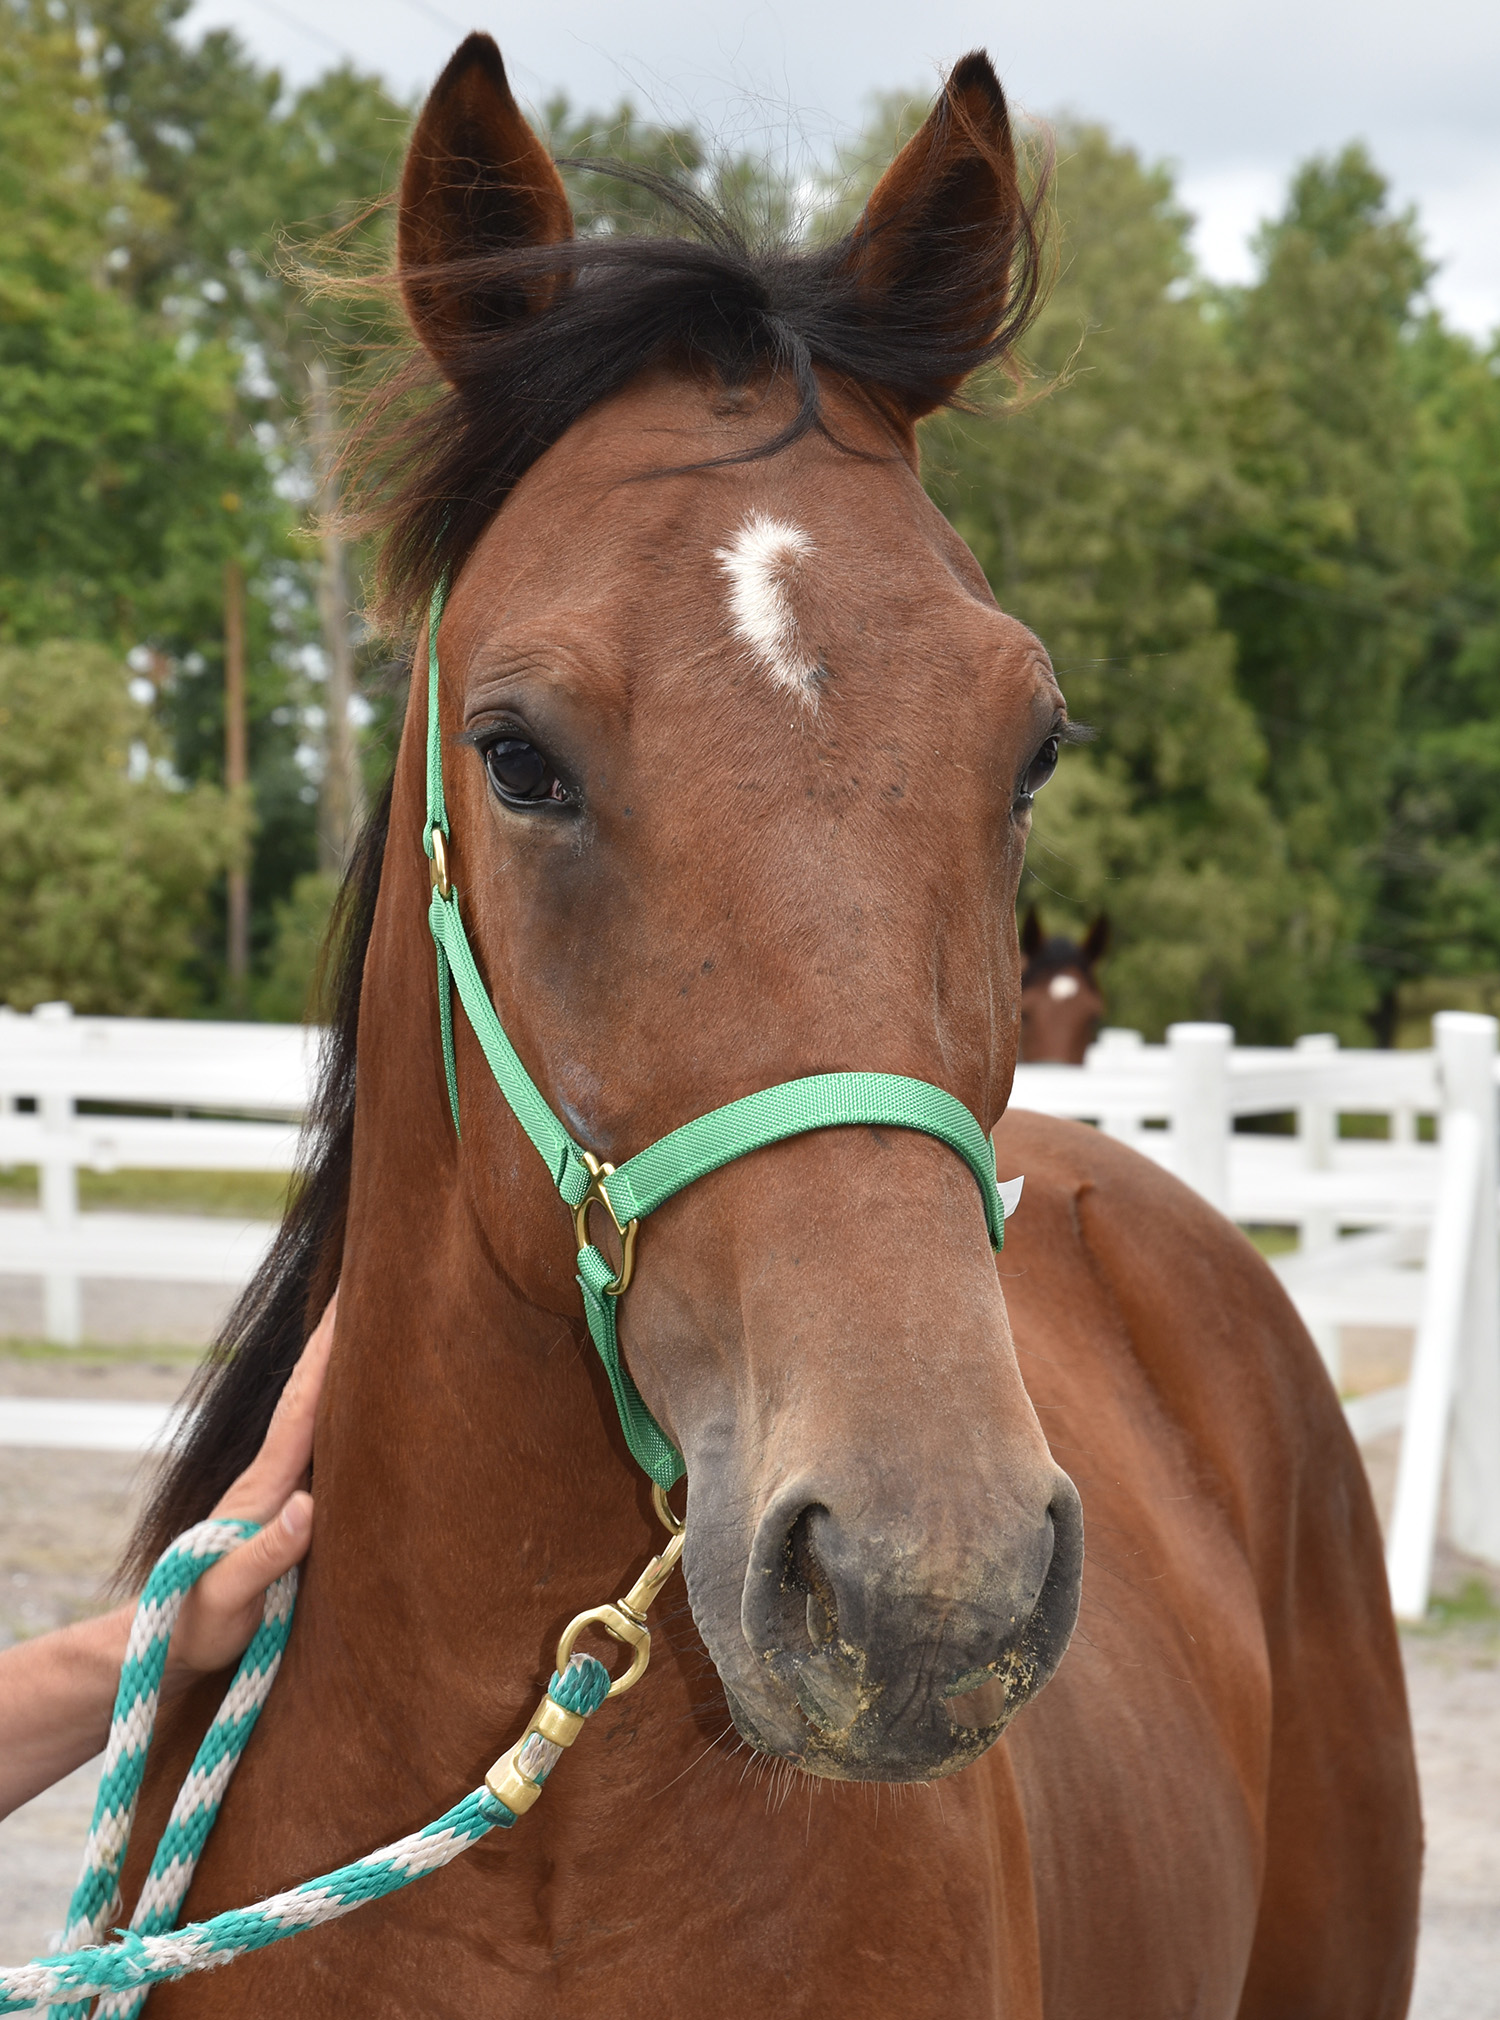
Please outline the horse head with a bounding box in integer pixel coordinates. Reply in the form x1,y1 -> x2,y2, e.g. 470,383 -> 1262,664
390,36 -> 1084,1788
1019,909 -> 1110,1064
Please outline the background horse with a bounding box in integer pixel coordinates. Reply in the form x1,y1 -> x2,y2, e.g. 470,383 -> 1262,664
123,38 -> 1419,2017
1019,907 -> 1110,1063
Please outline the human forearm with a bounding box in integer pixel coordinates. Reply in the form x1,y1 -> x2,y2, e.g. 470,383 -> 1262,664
0,1297 -> 332,1826
0,1604 -> 133,1818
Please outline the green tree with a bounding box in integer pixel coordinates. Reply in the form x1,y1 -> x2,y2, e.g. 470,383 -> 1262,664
1217,147 -> 1441,1034
0,642 -> 239,1012
85,0 -> 410,889
543,97 -> 705,233
0,4 -> 266,649
1364,319 -> 1500,1020
922,125 -> 1323,1036
0,2 -> 288,1009
542,93 -> 795,240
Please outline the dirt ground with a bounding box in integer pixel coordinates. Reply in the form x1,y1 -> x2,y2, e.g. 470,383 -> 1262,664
0,1340 -> 1497,2013
0,1275 -> 237,1347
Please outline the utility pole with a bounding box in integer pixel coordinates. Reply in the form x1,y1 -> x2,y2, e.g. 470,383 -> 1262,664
308,357 -> 364,873
223,525 -> 250,1009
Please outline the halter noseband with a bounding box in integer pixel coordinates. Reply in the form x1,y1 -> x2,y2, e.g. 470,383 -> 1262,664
421,578 -> 1019,1489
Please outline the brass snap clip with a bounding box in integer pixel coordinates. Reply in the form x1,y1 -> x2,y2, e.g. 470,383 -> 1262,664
484,1485 -> 687,1815
573,1150 -> 639,1296
552,1483 -> 685,1699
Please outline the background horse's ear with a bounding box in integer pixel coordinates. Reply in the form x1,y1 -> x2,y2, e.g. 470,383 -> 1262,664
846,52 -> 1033,419
399,33 -> 573,374
1082,914 -> 1111,965
1021,906 -> 1044,960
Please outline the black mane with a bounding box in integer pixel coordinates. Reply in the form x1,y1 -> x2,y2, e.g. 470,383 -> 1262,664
124,782 -> 390,1581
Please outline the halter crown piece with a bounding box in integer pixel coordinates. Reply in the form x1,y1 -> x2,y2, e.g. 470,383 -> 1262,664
422,577 -> 1022,1489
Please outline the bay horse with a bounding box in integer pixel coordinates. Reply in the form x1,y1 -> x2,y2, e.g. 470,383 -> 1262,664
1019,908 -> 1110,1063
125,36 -> 1419,2017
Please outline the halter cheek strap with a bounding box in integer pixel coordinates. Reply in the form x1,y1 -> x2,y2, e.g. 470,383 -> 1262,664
421,578 -> 1021,1491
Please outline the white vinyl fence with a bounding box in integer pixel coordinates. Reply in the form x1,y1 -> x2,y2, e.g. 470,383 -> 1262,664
0,1002 -> 309,1345
2,1002 -> 1497,1616
1012,1011 -> 1500,1616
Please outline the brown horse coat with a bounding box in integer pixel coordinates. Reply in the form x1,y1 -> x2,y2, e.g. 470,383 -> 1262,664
130,1111 -> 1420,2016
124,37 -> 1420,2018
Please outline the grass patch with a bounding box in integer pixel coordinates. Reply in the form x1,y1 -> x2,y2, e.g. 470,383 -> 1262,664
1241,1224 -> 1300,1259
0,1338 -> 207,1365
0,1166 -> 288,1219
1422,1576 -> 1500,1633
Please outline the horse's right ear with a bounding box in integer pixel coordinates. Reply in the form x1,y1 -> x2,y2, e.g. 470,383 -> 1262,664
1021,906 -> 1044,960
399,34 -> 573,374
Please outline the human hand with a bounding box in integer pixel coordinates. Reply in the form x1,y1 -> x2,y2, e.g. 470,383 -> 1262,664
163,1293 -> 336,1690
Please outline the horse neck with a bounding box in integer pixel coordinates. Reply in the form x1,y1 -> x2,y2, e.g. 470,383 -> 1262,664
303,720 -> 653,1746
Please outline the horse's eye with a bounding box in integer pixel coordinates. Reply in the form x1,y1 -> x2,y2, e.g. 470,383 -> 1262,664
483,737 -> 569,807
1014,734 -> 1060,810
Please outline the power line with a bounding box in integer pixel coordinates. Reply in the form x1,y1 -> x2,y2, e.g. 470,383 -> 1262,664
237,0 -> 353,63
388,0 -> 471,37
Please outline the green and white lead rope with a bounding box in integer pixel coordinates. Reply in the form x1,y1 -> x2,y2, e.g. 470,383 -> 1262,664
0,1522 -> 611,2018
53,1518 -> 294,2020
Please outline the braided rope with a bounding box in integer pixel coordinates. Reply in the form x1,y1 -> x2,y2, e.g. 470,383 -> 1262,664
3,1786 -> 512,2015
42,1520 -> 295,2020
0,1521 -> 612,2018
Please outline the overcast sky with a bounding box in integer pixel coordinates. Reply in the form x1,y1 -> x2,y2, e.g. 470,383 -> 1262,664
183,0 -> 1500,336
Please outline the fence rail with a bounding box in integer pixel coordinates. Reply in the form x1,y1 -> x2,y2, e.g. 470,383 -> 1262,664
0,1003 -> 310,1343
3,1000 -> 1498,1616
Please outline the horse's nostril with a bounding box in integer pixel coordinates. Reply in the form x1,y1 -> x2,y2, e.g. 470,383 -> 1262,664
742,1498 -> 841,1673
945,1671 -> 1013,1731
787,1507 -> 838,1652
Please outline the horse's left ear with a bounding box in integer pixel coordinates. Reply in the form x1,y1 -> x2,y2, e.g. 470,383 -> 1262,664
845,52 -> 1036,420
1083,914 -> 1111,965
399,33 -> 573,375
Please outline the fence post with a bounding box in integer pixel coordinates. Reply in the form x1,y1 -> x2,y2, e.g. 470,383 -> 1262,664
1090,1028 -> 1147,1144
1435,1011 -> 1500,1566
0,1005 -> 15,1115
1293,1032 -> 1340,1381
34,1000 -> 81,1346
1295,1033 -> 1338,1230
1386,1110 -> 1484,1617
1167,1023 -> 1233,1214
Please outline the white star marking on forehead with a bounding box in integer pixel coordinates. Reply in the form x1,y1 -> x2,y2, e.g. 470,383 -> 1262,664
715,511 -> 820,699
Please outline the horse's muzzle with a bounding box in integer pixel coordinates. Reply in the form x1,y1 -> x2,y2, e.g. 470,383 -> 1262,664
723,1469 -> 1084,1781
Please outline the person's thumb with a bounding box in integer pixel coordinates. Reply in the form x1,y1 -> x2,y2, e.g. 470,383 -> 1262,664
212,1493 -> 314,1613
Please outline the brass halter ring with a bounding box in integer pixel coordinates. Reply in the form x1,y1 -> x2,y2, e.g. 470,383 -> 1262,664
572,1151 -> 640,1296
429,826 -> 451,900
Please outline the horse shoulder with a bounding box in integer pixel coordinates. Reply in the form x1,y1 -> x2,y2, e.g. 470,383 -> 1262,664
994,1107 -> 1377,1585
991,1107 -> 1420,2020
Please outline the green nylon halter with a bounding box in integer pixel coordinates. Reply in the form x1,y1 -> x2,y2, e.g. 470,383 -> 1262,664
421,578 -> 1014,1491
